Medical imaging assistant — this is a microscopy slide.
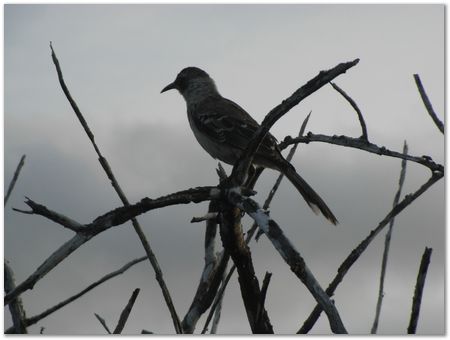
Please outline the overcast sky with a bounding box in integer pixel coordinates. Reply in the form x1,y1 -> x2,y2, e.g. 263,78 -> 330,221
4,4 -> 444,335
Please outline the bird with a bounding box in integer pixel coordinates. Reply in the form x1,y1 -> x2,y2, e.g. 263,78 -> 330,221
161,67 -> 338,225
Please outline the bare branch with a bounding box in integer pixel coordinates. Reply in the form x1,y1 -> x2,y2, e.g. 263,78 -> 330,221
330,82 -> 368,140
5,154 -> 26,206
257,272 -> 272,326
413,74 -> 444,134
210,272 -> 226,334
19,197 -> 85,232
298,173 -> 443,333
407,247 -> 433,334
113,288 -> 140,334
203,118 -> 310,332
231,59 -> 360,185
4,186 -> 218,306
50,42 -> 183,333
190,212 -> 219,223
371,141 -> 408,334
227,189 -> 347,334
182,201 -> 229,334
280,133 -> 443,174
4,256 -> 147,332
4,262 -> 28,334
94,313 -> 111,334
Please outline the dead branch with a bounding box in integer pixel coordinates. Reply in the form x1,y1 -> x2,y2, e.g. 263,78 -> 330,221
227,188 -> 347,334
280,133 -> 443,174
407,247 -> 433,334
330,82 -> 368,140
371,141 -> 408,333
5,154 -> 26,206
231,59 -> 360,185
5,256 -> 147,333
5,186 -> 218,306
50,43 -> 183,333
4,262 -> 28,334
298,173 -> 443,333
94,313 -> 111,334
202,116 -> 311,332
181,201 -> 229,333
218,201 -> 273,333
413,74 -> 444,134
113,288 -> 140,334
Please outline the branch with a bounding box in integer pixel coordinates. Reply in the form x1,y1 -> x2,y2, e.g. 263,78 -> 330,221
202,116 -> 311,332
4,262 -> 28,334
227,189 -> 347,334
219,202 -> 273,333
256,272 -> 272,326
113,288 -> 140,334
231,59 -> 360,185
371,141 -> 408,333
210,272 -> 226,334
4,186 -> 218,306
14,197 -> 86,232
50,42 -> 183,333
330,82 -> 368,140
280,133 -> 443,174
181,201 -> 230,333
4,256 -> 147,333
413,74 -> 444,134
407,247 -> 433,334
94,313 -> 111,334
5,154 -> 26,206
298,173 -> 443,333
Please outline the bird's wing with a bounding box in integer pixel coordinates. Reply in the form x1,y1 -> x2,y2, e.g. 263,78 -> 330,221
191,96 -> 279,155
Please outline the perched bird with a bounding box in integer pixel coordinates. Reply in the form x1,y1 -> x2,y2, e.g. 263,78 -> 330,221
161,67 -> 338,225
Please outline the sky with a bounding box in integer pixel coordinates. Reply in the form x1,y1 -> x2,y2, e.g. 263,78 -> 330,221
4,3 -> 445,335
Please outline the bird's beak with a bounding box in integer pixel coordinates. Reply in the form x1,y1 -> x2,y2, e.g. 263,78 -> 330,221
161,81 -> 177,93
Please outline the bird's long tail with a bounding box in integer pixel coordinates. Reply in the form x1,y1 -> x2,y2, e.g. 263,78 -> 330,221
282,163 -> 338,225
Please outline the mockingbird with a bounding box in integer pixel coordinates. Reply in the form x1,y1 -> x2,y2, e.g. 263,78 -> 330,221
161,67 -> 338,225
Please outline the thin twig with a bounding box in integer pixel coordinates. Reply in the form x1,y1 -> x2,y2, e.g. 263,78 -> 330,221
113,288 -> 140,334
413,74 -> 444,134
407,247 -> 433,334
94,313 -> 111,334
4,262 -> 28,334
330,82 -> 368,140
256,272 -> 272,326
298,173 -> 443,333
202,116 -> 311,333
50,43 -> 182,333
4,256 -> 147,332
371,141 -> 408,333
210,272 -> 226,334
5,154 -> 26,206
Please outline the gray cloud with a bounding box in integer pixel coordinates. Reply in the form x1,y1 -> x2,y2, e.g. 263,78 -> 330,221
4,4 -> 444,335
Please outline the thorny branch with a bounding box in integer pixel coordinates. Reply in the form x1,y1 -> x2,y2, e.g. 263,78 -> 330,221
407,247 -> 433,334
50,43 -> 183,333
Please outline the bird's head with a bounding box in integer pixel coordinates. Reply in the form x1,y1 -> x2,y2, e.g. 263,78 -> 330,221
161,67 -> 218,103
